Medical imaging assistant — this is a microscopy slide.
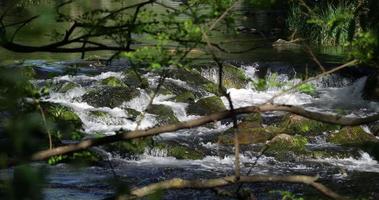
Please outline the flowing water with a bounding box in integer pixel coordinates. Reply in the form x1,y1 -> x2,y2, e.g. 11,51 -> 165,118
4,59 -> 375,199
1,0 -> 379,199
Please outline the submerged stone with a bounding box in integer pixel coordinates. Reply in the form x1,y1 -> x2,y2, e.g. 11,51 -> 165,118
186,96 -> 226,116
82,86 -> 140,108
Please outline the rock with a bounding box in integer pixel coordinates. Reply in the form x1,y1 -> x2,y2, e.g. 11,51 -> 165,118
221,64 -> 249,89
363,74 -> 379,101
53,81 -> 79,93
43,103 -> 81,127
101,76 -> 126,87
105,137 -> 154,158
327,126 -> 379,146
187,96 -> 226,116
280,114 -> 340,135
82,86 -> 140,108
264,134 -> 308,160
42,103 -> 83,140
217,126 -> 281,145
125,108 -> 141,120
174,91 -> 196,103
122,69 -> 149,89
272,39 -> 301,48
162,143 -> 204,160
146,104 -> 179,125
166,68 -> 221,96
162,81 -> 203,98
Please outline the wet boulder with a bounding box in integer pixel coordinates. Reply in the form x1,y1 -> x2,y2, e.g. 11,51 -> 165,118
146,104 -> 179,125
52,81 -> 80,93
166,68 -> 222,96
174,91 -> 196,103
101,76 -> 126,87
264,134 -> 308,161
279,114 -> 340,135
186,96 -> 226,116
122,69 -> 149,89
82,86 -> 140,108
200,64 -> 249,89
42,102 -> 83,140
327,126 -> 379,146
217,126 -> 282,145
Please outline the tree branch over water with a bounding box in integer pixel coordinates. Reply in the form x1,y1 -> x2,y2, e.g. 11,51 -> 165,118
29,102 -> 379,162
125,175 -> 347,200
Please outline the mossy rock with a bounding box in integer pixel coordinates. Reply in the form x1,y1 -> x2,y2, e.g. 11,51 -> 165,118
166,68 -> 221,96
82,86 -> 140,108
264,134 -> 308,160
52,81 -> 80,93
200,82 -> 222,96
217,126 -> 282,145
162,81 -> 202,98
146,104 -> 179,125
222,64 -> 249,89
174,91 -> 196,103
47,150 -> 102,166
122,69 -> 149,89
43,103 -> 82,128
327,126 -> 379,146
105,137 -> 154,158
167,68 -> 210,85
20,66 -> 37,79
125,108 -> 141,120
89,110 -> 109,118
101,76 -> 126,87
42,103 -> 83,141
279,114 -> 340,135
187,96 -> 226,116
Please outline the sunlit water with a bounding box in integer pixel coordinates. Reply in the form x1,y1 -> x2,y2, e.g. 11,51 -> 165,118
27,60 -> 379,199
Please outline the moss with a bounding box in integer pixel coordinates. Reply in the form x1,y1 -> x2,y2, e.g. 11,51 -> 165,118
125,108 -> 141,120
48,150 -> 101,166
187,96 -> 226,116
122,69 -> 149,89
265,134 -> 308,160
101,76 -> 126,87
44,103 -> 81,127
146,104 -> 179,125
82,86 -> 140,108
174,91 -> 196,103
89,110 -> 109,118
105,137 -> 154,157
20,66 -> 37,79
217,126 -> 282,145
167,145 -> 204,160
201,82 -> 221,96
222,64 -> 248,89
280,114 -> 340,135
58,82 -> 79,93
327,126 -> 378,146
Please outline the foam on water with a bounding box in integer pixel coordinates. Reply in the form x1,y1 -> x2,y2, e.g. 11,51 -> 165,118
313,151 -> 379,173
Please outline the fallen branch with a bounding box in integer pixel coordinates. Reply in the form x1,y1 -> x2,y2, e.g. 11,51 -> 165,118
30,103 -> 379,162
126,175 -> 346,200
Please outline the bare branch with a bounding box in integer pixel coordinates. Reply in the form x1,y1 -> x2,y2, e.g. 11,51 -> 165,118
127,175 -> 346,200
27,103 -> 379,162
